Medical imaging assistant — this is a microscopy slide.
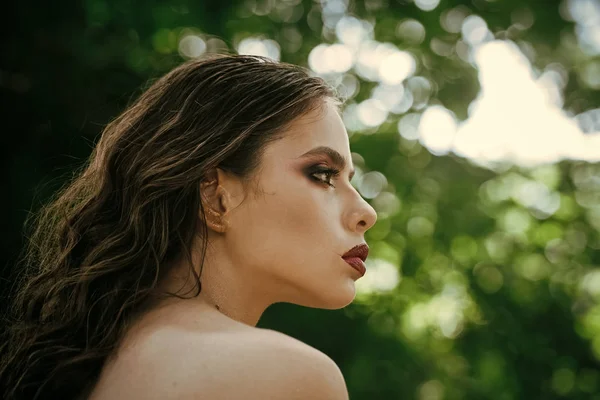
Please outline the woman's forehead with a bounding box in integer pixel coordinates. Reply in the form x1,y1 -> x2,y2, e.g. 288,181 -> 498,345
271,102 -> 350,157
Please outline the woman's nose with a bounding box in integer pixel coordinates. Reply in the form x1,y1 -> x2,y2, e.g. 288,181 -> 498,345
347,196 -> 377,234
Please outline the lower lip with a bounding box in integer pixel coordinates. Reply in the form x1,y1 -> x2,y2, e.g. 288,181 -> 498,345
343,257 -> 366,277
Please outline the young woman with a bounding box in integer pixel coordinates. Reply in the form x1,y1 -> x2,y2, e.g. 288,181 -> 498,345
0,53 -> 377,399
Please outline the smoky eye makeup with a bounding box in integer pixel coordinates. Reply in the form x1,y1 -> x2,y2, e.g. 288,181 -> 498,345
296,146 -> 355,180
302,162 -> 336,176
303,163 -> 341,187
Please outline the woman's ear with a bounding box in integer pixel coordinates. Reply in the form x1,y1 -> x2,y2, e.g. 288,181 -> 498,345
199,168 -> 238,233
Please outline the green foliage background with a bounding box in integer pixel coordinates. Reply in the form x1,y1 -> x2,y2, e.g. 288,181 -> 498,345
1,0 -> 599,398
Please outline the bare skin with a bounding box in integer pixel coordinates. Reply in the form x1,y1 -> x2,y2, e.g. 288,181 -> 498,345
88,99 -> 377,399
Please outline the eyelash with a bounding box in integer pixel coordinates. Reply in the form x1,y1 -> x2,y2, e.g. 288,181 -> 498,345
310,167 -> 341,188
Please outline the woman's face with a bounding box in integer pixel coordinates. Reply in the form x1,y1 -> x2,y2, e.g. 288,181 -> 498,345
209,99 -> 378,310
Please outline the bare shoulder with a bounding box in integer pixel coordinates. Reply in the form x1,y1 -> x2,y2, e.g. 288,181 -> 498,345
90,326 -> 349,400
252,328 -> 350,400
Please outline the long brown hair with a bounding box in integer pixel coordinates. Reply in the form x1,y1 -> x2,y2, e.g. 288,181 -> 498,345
0,53 -> 341,399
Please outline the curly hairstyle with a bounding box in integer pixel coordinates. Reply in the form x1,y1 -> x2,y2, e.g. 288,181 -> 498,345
0,53 -> 342,399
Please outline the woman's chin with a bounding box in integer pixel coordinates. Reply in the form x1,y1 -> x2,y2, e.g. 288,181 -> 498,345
295,283 -> 357,310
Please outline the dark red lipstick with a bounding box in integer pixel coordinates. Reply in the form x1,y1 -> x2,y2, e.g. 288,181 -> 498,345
342,243 -> 369,276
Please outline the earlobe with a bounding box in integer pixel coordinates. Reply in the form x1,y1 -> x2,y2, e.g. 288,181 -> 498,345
202,204 -> 227,233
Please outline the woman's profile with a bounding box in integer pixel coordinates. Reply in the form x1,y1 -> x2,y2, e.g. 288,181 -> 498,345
0,53 -> 377,399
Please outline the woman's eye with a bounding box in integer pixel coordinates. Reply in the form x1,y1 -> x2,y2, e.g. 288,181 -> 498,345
310,169 -> 339,187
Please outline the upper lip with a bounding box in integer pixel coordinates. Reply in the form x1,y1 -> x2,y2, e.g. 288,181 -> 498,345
342,243 -> 369,262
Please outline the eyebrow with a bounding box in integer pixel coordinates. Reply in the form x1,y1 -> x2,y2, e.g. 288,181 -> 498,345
298,146 -> 356,180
